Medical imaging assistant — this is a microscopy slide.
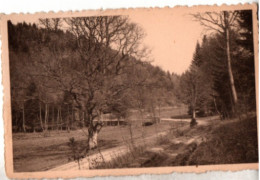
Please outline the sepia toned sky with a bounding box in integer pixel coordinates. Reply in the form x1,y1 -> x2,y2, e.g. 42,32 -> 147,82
128,9 -> 205,75
10,8 -> 205,75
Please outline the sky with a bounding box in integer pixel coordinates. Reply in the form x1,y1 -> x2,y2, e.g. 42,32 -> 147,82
10,8 -> 205,75
127,9 -> 205,75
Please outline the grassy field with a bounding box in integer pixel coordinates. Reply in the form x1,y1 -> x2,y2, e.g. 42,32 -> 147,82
12,106 -> 188,172
96,114 -> 258,168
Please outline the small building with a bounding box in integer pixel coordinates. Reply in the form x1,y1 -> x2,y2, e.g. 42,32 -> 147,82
94,113 -> 128,126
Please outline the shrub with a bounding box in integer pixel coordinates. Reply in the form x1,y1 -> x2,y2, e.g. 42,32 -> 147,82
156,135 -> 171,145
67,137 -> 86,170
190,118 -> 198,128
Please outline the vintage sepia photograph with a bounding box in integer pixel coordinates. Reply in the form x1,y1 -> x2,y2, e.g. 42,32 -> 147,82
1,3 -> 258,178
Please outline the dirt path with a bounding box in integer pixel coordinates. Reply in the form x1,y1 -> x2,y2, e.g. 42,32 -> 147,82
161,115 -> 219,125
141,115 -> 257,167
50,130 -> 168,171
50,116 -> 219,171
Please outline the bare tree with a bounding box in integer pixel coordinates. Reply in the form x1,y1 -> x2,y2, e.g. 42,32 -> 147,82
193,11 -> 239,112
39,18 -> 62,31
34,16 -> 147,149
180,64 -> 200,121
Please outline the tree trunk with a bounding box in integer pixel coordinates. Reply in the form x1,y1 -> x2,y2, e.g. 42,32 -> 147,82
59,107 -> 63,130
15,112 -> 18,131
82,111 -> 85,127
192,107 -> 196,119
213,96 -> 221,118
52,105 -> 54,130
190,105 -> 197,127
88,129 -> 98,149
139,109 -> 144,135
44,103 -> 49,131
57,107 -> 60,130
128,122 -> 135,146
67,105 -> 71,132
33,117 -> 36,133
39,102 -> 43,131
22,102 -> 26,132
224,11 -> 238,108
150,103 -> 156,123
158,104 -> 161,119
87,116 -> 103,150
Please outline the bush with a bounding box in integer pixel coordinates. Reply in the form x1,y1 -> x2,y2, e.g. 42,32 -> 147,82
142,122 -> 154,126
176,129 -> 184,137
156,135 -> 171,145
190,118 -> 198,127
67,137 -> 86,170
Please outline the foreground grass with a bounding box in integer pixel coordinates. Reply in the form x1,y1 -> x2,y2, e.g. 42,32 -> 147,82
188,116 -> 258,165
13,107 -> 188,172
96,115 -> 258,168
12,121 -> 177,172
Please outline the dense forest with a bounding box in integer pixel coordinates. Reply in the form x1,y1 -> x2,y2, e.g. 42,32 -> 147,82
8,10 -> 256,150
178,10 -> 256,122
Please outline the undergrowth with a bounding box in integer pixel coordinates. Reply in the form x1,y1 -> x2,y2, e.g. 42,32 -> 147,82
188,116 -> 258,165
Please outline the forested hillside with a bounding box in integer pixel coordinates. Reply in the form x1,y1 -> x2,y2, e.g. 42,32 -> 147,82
8,17 -> 177,144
